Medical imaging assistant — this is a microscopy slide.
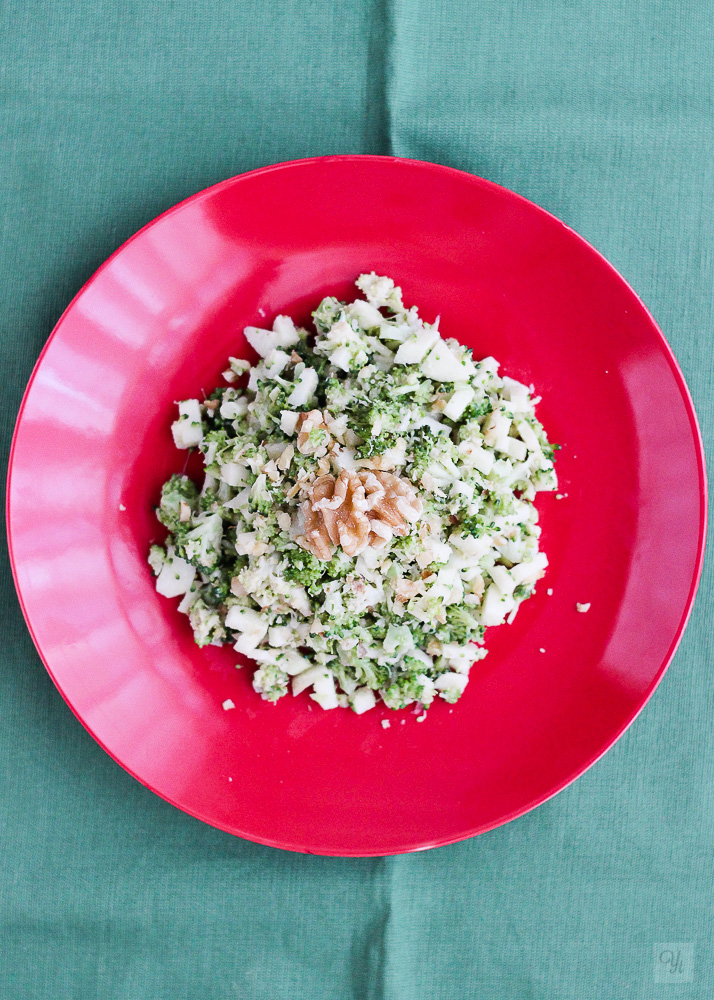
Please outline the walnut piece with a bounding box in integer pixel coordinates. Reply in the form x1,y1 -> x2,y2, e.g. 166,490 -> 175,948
394,578 -> 426,603
298,470 -> 423,560
296,410 -> 332,456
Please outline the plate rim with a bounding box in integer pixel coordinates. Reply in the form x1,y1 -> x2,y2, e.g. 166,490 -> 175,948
5,154 -> 709,855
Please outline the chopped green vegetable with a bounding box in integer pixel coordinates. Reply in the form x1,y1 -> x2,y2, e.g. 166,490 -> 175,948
151,274 -> 558,714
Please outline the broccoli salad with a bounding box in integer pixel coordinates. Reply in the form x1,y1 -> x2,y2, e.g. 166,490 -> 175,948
149,274 -> 558,714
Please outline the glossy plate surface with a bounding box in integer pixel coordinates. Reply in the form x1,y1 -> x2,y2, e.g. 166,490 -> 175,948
7,156 -> 707,856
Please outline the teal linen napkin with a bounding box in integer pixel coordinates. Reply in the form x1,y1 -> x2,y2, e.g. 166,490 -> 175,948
1,1 -> 711,997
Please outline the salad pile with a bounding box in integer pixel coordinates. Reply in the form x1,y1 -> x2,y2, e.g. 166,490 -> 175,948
149,274 -> 558,714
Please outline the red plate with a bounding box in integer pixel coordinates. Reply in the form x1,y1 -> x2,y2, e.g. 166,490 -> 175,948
7,156 -> 707,855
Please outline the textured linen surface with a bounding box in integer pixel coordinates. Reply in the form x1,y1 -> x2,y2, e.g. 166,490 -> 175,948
1,1 -> 712,997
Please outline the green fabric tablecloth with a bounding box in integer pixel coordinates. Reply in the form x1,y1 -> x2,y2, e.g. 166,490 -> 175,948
1,2 -> 712,997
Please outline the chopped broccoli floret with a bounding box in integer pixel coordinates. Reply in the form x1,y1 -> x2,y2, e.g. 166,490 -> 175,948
348,393 -> 405,445
312,296 -> 345,333
202,575 -> 231,607
407,427 -> 440,479
355,659 -> 391,689
461,397 -> 493,421
148,545 -> 166,577
324,551 -> 352,580
183,513 -> 223,570
324,376 -> 353,413
282,548 -> 354,595
283,549 -> 325,590
200,429 -> 233,470
248,473 -> 277,514
458,514 -> 494,537
381,671 -> 433,709
156,475 -> 199,533
440,604 -> 484,645
188,598 -> 226,647
356,431 -> 399,459
323,615 -> 365,639
252,664 -> 289,702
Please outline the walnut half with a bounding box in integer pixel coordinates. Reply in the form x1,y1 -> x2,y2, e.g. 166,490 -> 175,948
298,470 -> 422,560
